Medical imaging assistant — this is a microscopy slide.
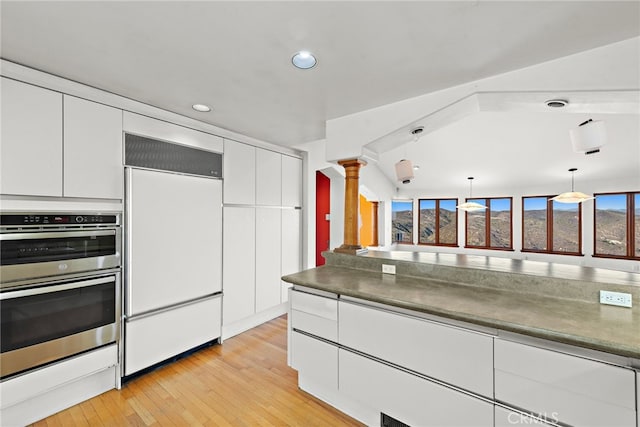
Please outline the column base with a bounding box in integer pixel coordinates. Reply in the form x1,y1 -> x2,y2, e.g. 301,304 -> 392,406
334,245 -> 369,255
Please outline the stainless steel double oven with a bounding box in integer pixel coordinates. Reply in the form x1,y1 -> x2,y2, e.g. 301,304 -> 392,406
0,213 -> 121,379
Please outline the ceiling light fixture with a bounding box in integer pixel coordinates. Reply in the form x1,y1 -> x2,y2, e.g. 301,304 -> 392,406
292,51 -> 317,69
457,177 -> 487,212
545,99 -> 568,108
551,168 -> 594,203
192,104 -> 211,112
569,119 -> 606,155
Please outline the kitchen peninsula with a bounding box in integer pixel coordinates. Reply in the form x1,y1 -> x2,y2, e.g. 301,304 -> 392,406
283,251 -> 640,427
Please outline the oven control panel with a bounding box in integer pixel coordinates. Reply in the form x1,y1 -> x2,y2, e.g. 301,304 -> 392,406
1,214 -> 119,226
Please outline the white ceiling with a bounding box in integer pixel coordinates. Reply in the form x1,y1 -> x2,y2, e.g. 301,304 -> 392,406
1,1 -> 639,147
1,1 -> 639,194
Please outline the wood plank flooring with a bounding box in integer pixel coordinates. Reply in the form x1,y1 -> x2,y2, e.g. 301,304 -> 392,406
30,315 -> 364,427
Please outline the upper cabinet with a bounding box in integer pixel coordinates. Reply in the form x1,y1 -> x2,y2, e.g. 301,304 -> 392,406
0,78 -> 124,199
64,96 -> 123,199
1,77 -> 63,197
223,140 -> 256,205
282,155 -> 302,207
255,149 -> 281,206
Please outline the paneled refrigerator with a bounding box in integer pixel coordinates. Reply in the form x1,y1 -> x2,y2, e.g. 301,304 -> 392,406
123,134 -> 223,376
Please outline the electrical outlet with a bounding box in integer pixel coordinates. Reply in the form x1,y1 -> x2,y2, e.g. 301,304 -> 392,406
382,264 -> 396,275
599,290 -> 632,308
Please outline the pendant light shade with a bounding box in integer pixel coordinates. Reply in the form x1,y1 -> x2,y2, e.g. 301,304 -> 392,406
551,168 -> 594,203
457,177 -> 487,212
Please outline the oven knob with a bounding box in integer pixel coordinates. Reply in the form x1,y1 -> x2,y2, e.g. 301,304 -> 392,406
75,216 -> 84,223
58,263 -> 68,271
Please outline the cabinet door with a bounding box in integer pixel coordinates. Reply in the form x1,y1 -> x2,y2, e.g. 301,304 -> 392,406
64,96 -> 123,199
255,208 -> 281,312
281,155 -> 302,207
223,206 -> 256,324
339,349 -> 493,427
495,406 -> 555,427
255,149 -> 281,206
223,140 -> 255,205
339,300 -> 494,397
1,77 -> 62,196
495,339 -> 636,427
281,208 -> 301,303
291,331 -> 337,392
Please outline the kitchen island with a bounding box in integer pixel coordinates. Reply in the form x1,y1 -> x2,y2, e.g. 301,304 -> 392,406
283,251 -> 640,427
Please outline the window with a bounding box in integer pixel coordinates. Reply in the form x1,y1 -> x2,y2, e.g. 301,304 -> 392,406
594,191 -> 640,259
465,197 -> 512,249
391,200 -> 413,244
522,196 -> 582,255
418,199 -> 457,246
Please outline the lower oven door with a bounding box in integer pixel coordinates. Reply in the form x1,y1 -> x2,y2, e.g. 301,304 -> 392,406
0,273 -> 119,379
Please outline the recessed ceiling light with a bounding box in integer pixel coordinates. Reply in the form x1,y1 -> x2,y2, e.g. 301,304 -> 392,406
192,104 -> 212,112
292,51 -> 317,69
545,99 -> 568,108
413,165 -> 420,170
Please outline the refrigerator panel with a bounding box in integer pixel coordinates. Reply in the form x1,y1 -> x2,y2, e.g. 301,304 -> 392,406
126,168 -> 222,316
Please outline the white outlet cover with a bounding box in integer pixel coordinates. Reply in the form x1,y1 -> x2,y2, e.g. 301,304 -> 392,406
599,290 -> 632,308
382,264 -> 396,274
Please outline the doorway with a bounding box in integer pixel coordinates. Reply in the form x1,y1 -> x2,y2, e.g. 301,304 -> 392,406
315,171 -> 330,266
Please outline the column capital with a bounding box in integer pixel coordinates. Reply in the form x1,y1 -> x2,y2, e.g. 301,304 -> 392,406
337,158 -> 367,169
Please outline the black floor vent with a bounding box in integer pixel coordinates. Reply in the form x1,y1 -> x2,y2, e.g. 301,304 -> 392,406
381,413 -> 410,427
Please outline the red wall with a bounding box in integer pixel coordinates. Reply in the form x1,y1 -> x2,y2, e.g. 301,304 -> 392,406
315,171 -> 331,266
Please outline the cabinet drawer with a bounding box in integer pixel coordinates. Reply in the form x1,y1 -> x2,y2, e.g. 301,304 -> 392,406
291,310 -> 337,341
291,331 -> 337,391
339,349 -> 493,427
494,406 -> 555,427
125,296 -> 221,376
290,290 -> 337,320
339,301 -> 493,397
0,344 -> 116,409
495,339 -> 636,427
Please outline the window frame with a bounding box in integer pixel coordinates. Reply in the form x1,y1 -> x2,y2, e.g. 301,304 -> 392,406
417,198 -> 458,247
464,197 -> 514,251
521,195 -> 583,256
391,199 -> 414,244
593,191 -> 640,260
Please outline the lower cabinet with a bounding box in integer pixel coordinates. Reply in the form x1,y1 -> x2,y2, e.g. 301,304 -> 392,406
340,349 -> 493,427
125,296 -> 221,376
495,339 -> 636,427
494,406 -> 555,427
0,344 -> 117,426
291,331 -> 338,393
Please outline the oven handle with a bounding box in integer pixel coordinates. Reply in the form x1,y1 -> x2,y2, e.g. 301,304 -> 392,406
0,276 -> 115,300
0,229 -> 116,241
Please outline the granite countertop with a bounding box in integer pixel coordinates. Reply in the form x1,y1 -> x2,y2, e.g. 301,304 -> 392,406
283,265 -> 640,360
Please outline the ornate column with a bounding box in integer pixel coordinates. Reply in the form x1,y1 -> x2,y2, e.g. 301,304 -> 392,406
371,201 -> 379,247
335,158 -> 368,255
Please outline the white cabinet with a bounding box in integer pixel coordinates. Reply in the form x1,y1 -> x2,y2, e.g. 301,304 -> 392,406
495,339 -> 636,427
339,300 -> 494,397
256,149 -> 281,205
339,349 -> 493,427
281,209 -> 301,303
0,78 -> 124,199
255,208 -> 281,312
222,206 -> 256,325
290,290 -> 338,341
495,406 -> 555,427
282,155 -> 302,207
1,77 -> 62,196
63,95 -> 123,199
125,296 -> 221,376
291,332 -> 338,392
223,140 -> 255,205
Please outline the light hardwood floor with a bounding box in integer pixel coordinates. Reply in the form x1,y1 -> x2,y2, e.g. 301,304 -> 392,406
30,315 -> 364,427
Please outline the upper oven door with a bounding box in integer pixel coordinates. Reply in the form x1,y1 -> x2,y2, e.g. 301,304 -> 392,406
0,229 -> 121,285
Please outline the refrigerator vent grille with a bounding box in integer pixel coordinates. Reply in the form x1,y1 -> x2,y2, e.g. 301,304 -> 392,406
125,133 -> 222,178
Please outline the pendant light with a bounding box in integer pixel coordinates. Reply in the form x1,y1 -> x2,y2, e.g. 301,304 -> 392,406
457,177 -> 487,212
551,168 -> 594,203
